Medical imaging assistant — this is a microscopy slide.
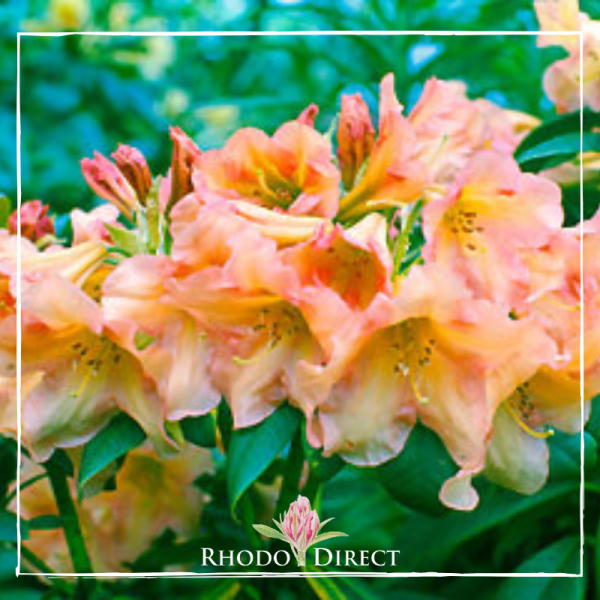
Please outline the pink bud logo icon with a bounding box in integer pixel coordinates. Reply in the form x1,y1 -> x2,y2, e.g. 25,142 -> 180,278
253,495 -> 348,567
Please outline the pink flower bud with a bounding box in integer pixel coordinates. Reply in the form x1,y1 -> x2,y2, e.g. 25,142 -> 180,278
281,495 -> 319,552
111,144 -> 152,204
8,200 -> 55,242
168,126 -> 202,210
337,93 -> 375,189
81,151 -> 138,220
297,104 -> 319,127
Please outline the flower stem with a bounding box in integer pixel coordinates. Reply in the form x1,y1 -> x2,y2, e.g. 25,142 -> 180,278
297,550 -> 306,567
45,458 -> 94,579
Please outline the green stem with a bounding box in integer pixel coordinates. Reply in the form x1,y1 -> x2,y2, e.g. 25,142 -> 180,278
275,429 -> 305,518
45,459 -> 94,577
393,200 -> 423,274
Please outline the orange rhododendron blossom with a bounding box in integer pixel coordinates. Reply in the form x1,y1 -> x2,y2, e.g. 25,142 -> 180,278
167,198 -> 324,426
192,118 -> 340,218
298,263 -> 556,510
12,243 -> 175,460
535,0 -> 600,112
102,254 -> 220,422
337,74 -> 427,220
408,78 -> 536,184
16,444 -> 212,572
423,151 -> 564,306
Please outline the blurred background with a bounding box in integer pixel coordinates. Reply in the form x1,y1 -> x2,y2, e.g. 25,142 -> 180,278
5,0 -> 598,219
2,0 -> 600,598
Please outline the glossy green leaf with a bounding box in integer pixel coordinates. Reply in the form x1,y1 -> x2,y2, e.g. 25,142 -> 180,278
227,404 -> 301,513
549,431 -> 596,482
496,537 -> 583,598
0,512 -> 28,542
180,412 -> 217,448
375,423 -> 457,515
78,412 -> 145,493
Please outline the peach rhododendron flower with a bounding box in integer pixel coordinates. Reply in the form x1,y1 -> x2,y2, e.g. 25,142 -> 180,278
423,151 -> 563,306
102,254 -> 220,422
16,444 -> 212,573
299,263 -> 556,510
408,78 -> 536,184
337,74 -> 427,220
536,0 -> 600,112
14,243 -> 175,459
193,118 -> 340,218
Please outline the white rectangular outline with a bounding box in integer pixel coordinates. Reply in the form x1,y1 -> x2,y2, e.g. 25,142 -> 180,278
15,28 -> 585,580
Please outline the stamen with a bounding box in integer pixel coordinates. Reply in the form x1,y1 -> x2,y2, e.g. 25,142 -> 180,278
505,400 -> 554,439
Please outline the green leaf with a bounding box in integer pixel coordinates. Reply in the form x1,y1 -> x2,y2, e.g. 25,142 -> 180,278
517,132 -> 600,172
227,404 -> 301,513
0,512 -> 28,542
78,412 -> 145,493
496,537 -> 583,599
28,515 -> 61,531
549,431 -> 596,482
105,223 -> 141,256
309,531 -> 349,547
515,109 -> 600,157
252,524 -> 289,542
375,423 -> 457,515
181,412 -> 217,448
394,480 -> 577,572
0,196 -> 12,229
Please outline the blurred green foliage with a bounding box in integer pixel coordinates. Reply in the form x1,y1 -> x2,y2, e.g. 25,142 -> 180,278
5,0 -> 593,217
1,0 -> 600,598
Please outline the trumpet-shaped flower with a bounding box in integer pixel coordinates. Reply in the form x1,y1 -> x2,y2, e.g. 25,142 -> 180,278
423,151 -> 563,306
102,254 -> 220,422
408,78 -> 536,184
193,118 -> 340,218
13,243 -> 174,460
299,263 -> 557,510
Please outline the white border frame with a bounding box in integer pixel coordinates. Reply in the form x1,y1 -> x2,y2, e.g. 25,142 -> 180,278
15,28 -> 585,580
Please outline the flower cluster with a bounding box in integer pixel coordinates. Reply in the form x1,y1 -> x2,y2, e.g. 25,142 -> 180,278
2,71 -> 594,513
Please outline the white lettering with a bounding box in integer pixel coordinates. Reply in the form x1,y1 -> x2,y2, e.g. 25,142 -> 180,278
202,548 -> 217,567
315,547 -> 333,567
371,550 -> 385,567
274,550 -> 291,566
257,550 -> 271,567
